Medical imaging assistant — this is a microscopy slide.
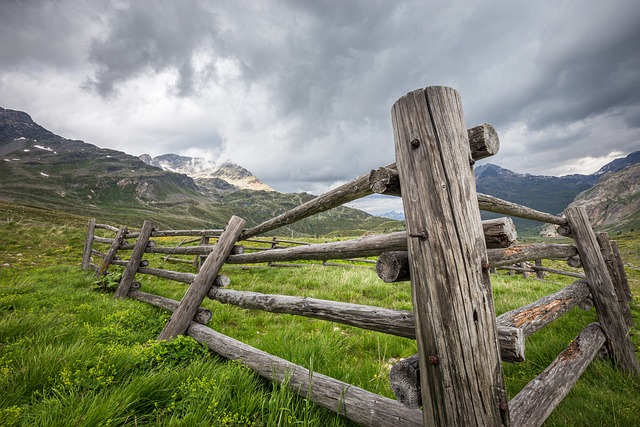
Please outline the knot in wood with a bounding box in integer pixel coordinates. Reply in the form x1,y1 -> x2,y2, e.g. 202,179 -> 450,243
410,138 -> 421,149
428,354 -> 439,366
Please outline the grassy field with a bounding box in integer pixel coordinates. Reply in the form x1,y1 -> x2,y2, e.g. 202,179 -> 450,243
1,202 -> 639,426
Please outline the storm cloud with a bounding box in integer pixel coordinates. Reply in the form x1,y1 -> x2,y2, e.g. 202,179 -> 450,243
1,0 -> 639,211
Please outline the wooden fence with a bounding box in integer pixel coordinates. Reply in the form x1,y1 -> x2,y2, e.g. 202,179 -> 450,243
82,86 -> 638,427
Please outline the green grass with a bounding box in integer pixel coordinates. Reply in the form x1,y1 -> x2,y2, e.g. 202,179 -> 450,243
1,202 -> 639,426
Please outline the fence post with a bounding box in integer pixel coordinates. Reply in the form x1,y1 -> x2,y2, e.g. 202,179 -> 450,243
158,215 -> 246,341
114,221 -> 154,299
392,86 -> 509,426
564,207 -> 639,376
82,218 -> 96,271
96,226 -> 127,278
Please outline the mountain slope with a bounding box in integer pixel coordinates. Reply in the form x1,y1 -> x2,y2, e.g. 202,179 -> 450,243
474,163 -> 597,232
0,107 -> 400,235
570,161 -> 640,230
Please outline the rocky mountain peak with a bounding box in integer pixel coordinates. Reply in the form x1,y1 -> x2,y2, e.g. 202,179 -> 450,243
139,154 -> 274,192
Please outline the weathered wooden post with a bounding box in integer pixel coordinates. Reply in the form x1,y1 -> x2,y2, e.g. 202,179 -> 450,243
82,218 -> 96,271
114,220 -> 154,299
158,215 -> 245,341
392,86 -> 509,426
564,207 -> 639,375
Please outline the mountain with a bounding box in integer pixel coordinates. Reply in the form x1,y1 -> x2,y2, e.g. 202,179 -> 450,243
139,154 -> 274,192
569,156 -> 640,231
0,107 -> 400,235
475,152 -> 640,233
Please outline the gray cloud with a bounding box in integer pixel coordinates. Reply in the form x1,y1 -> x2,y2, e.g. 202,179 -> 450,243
1,0 -> 638,197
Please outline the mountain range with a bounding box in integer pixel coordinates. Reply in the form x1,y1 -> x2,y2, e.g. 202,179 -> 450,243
0,107 -> 401,236
1,105 -> 638,235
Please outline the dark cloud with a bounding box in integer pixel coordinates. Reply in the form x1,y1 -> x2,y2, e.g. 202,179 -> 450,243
1,0 -> 638,197
85,0 -> 223,97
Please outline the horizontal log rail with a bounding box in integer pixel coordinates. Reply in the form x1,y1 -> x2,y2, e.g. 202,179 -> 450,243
376,244 -> 578,282
370,168 -> 567,226
496,280 -> 592,338
206,287 -> 525,362
188,322 -> 424,427
509,323 -> 606,427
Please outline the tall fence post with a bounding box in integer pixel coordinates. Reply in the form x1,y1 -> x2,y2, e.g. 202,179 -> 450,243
158,215 -> 246,341
392,86 -> 509,426
564,207 -> 639,376
82,218 -> 96,271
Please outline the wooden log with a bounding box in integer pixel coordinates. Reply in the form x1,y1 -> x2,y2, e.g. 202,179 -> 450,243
477,193 -> 567,226
566,254 -> 582,268
378,244 -> 578,282
114,221 -> 154,299
467,123 -> 500,160
144,244 -> 245,256
207,288 -> 524,360
158,215 -> 245,341
187,323 -> 423,427
509,323 -> 607,427
92,236 -> 115,244
227,232 -> 407,264
109,259 -> 231,287
392,86 -> 508,426
369,170 -> 566,227
390,323 -> 525,409
95,223 -> 120,232
564,206 -> 639,376
528,264 -> 586,280
82,218 -> 96,271
389,354 -> 421,409
610,240 -> 632,301
232,221 -> 523,268
596,233 -> 632,327
208,288 -> 416,338
376,251 -> 410,283
96,226 -> 127,278
489,244 -> 578,267
482,217 -> 518,249
496,280 -> 592,337
129,290 -> 212,324
126,229 -> 223,239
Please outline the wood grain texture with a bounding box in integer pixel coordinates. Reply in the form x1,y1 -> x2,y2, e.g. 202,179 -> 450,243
564,206 -> 639,376
509,323 -> 606,427
596,233 -> 632,326
157,216 -> 245,340
497,280 -> 592,337
392,86 -> 508,426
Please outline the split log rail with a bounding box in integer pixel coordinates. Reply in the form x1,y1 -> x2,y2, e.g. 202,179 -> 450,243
82,85 -> 637,427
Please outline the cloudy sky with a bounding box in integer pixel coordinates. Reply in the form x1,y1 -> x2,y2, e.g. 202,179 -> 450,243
1,0 -> 639,214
